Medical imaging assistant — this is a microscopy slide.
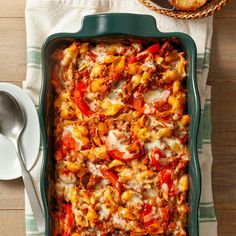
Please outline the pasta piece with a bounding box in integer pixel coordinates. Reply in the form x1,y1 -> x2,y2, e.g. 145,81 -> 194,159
79,42 -> 89,54
100,100 -> 122,116
90,78 -> 105,92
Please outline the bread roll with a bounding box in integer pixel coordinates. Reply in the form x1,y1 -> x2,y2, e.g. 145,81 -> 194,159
169,0 -> 207,11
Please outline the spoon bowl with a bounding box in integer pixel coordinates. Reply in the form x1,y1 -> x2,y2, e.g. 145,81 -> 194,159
0,91 -> 25,140
0,91 -> 45,233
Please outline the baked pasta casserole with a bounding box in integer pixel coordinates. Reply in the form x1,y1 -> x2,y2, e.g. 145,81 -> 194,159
51,38 -> 190,236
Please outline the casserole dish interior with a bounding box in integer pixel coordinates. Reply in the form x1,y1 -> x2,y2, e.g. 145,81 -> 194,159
39,13 -> 201,236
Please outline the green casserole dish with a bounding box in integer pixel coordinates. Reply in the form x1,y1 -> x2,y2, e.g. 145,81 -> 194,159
39,13 -> 201,236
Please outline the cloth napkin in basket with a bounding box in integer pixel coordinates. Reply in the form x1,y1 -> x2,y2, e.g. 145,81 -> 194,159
24,0 -> 217,235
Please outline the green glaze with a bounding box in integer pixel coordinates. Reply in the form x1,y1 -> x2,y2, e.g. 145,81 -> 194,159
39,13 -> 201,236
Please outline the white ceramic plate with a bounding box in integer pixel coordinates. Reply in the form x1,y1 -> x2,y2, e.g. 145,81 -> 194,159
0,83 -> 40,180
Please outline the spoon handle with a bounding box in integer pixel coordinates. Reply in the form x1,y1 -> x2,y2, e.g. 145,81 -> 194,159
14,139 -> 45,233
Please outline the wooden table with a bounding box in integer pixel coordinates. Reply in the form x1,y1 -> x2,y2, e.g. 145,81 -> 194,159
0,1 -> 236,235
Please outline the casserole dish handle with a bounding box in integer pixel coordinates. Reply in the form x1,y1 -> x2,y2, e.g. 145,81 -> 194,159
78,13 -> 161,37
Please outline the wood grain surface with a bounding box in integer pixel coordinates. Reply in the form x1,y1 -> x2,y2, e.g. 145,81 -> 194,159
0,1 -> 236,235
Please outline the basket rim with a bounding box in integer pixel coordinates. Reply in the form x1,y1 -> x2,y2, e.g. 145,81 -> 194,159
139,0 -> 229,19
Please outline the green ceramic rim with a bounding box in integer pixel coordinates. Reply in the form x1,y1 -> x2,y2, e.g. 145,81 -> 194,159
39,13 -> 201,236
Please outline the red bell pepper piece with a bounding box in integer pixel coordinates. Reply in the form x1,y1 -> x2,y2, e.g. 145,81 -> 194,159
74,81 -> 93,116
107,149 -> 123,161
136,43 -> 160,60
108,72 -> 121,83
151,147 -> 168,171
159,41 -> 171,56
161,168 -> 173,193
75,81 -> 87,96
146,43 -> 161,54
107,149 -> 142,162
128,56 -> 137,64
105,133 -> 142,162
63,203 -> 74,236
102,170 -> 122,193
142,197 -> 170,227
62,135 -> 76,151
180,134 -> 188,144
87,51 -> 96,62
141,197 -> 158,227
75,96 -> 93,116
130,96 -> 144,114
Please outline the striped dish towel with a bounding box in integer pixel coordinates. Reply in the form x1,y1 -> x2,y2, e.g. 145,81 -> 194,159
24,0 -> 217,235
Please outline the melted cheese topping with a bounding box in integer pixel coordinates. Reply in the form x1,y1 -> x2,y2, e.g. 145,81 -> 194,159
113,213 -> 126,229
145,139 -> 166,151
99,205 -> 110,220
51,40 -> 190,235
106,130 -> 134,159
125,179 -> 143,192
87,161 -> 103,177
144,89 -> 170,103
107,130 -> 126,151
55,180 -> 75,202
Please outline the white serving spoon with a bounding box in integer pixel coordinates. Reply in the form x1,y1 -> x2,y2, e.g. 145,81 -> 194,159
0,91 -> 45,233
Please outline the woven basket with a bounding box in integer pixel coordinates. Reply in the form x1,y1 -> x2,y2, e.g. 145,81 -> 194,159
139,0 -> 228,19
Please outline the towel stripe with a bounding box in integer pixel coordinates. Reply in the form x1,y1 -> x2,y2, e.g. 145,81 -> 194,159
203,103 -> 212,142
199,218 -> 217,223
199,205 -> 216,219
199,202 -> 214,207
26,217 -> 39,231
198,100 -> 212,150
27,64 -> 42,69
27,50 -> 41,65
25,214 -> 36,219
27,46 -> 41,50
197,48 -> 210,72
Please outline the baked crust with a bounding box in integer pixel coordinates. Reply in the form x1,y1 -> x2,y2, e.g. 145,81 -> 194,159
169,0 -> 208,11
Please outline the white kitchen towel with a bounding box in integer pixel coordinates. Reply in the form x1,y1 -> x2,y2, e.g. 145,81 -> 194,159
24,0 -> 217,235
